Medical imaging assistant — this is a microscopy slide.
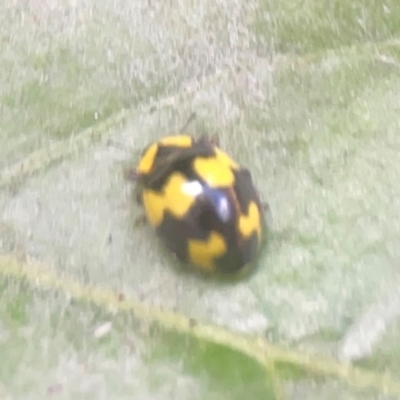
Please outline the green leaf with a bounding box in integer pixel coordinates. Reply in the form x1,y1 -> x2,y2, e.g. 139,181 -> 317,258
1,0 -> 400,398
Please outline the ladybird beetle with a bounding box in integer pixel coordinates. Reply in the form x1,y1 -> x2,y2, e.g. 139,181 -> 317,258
126,133 -> 264,274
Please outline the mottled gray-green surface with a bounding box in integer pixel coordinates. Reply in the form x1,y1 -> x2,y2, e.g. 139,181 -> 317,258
1,0 -> 400,399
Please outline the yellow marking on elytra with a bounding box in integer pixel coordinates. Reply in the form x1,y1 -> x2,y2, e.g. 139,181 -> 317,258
137,143 -> 158,175
239,202 -> 262,239
193,157 -> 234,187
193,147 -> 240,188
142,172 -> 196,227
160,135 -> 193,147
188,232 -> 227,271
214,148 -> 239,170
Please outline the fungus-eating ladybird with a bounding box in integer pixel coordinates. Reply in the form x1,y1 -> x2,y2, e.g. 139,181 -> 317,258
126,134 -> 265,274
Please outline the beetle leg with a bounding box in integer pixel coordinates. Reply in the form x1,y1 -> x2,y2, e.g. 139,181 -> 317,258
124,167 -> 140,182
261,201 -> 270,212
135,190 -> 143,205
134,214 -> 148,227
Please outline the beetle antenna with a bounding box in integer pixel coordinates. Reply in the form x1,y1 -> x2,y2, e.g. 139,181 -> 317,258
179,112 -> 197,133
107,139 -> 133,153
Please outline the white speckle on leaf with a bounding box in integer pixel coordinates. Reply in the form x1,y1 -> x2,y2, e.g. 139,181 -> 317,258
338,284 -> 400,362
94,321 -> 112,339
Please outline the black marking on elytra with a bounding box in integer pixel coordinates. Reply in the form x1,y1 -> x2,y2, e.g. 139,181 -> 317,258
156,187 -> 239,265
156,213 -> 191,263
232,168 -> 262,215
214,232 -> 259,273
190,187 -> 238,242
